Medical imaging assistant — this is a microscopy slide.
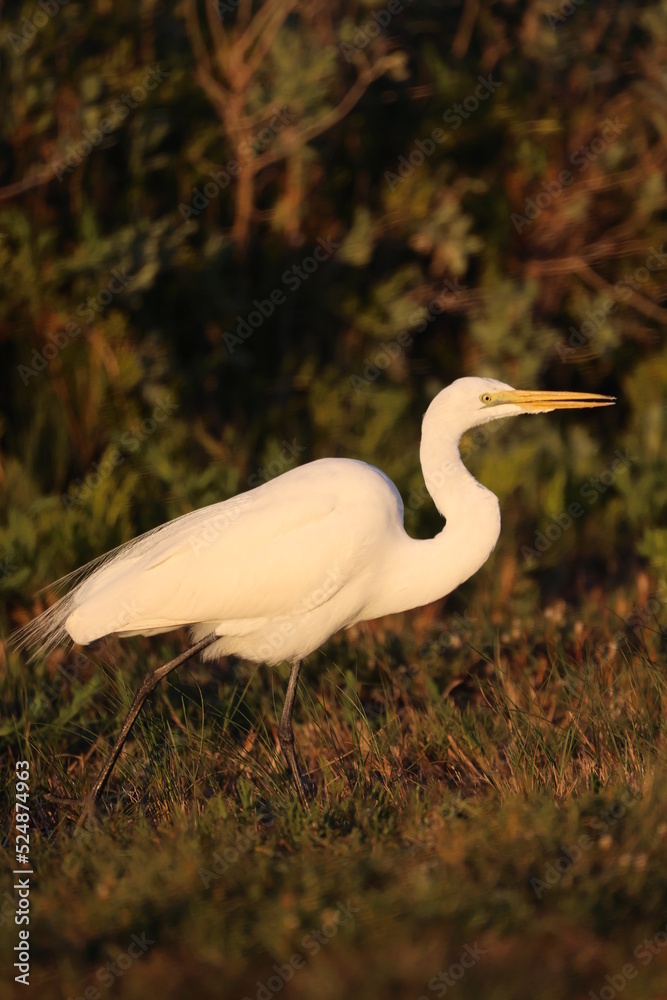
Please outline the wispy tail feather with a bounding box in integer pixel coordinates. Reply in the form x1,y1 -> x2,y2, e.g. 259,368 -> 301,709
8,592 -> 76,662
8,491 -> 253,661
7,520 -> 181,660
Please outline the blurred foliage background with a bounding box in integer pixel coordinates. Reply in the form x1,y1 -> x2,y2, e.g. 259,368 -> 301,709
2,4 -> 667,998
0,0 -> 666,631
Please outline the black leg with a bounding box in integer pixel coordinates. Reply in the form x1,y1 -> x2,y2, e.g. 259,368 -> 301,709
277,660 -> 310,806
78,633 -> 217,824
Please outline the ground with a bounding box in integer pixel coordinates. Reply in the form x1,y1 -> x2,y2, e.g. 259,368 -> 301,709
2,584 -> 666,1000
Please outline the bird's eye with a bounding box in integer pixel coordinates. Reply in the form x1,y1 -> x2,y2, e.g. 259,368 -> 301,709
480,393 -> 493,404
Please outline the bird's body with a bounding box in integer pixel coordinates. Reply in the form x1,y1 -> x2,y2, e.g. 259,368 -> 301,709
13,376 -> 614,811
63,455 -> 500,665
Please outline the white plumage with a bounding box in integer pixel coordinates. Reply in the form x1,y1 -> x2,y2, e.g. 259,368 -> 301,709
12,376 -> 614,810
14,377 -> 614,666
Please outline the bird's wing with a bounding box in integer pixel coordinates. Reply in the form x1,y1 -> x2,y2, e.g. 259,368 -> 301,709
11,458 -> 399,656
63,466 -> 387,644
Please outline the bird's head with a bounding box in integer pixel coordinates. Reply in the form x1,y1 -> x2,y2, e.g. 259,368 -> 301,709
425,376 -> 615,437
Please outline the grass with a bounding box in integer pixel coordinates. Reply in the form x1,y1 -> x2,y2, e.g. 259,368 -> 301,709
1,585 -> 667,999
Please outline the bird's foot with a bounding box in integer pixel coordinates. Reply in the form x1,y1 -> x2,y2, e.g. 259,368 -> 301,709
76,794 -> 101,830
292,770 -> 316,807
280,748 -> 315,807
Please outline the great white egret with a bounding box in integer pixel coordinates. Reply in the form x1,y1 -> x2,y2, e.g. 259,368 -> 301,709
12,377 -> 615,812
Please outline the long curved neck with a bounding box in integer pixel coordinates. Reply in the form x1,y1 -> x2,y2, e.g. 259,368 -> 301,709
371,414 -> 502,618
419,417 -> 484,523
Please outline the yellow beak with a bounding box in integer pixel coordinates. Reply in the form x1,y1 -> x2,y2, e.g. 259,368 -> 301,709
499,388 -> 616,412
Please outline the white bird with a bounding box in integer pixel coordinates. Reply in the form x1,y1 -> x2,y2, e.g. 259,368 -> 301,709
13,377 -> 614,812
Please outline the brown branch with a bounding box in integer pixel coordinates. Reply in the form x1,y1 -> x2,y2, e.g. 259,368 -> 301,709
527,257 -> 667,324
234,102 -> 294,130
184,0 -> 213,74
240,0 -> 299,86
235,0 -> 254,37
205,0 -> 231,72
0,168 -> 54,202
235,0 -> 295,60
193,64 -> 230,123
577,260 -> 667,324
298,56 -> 394,145
253,56 -> 394,173
452,0 -> 479,60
